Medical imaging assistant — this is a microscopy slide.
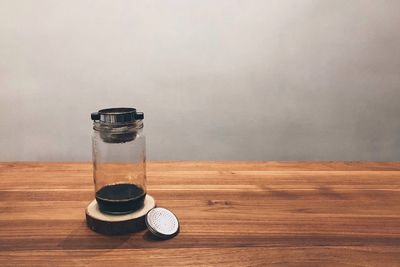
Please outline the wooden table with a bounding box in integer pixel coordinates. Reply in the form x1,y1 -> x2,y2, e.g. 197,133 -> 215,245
1,162 -> 400,266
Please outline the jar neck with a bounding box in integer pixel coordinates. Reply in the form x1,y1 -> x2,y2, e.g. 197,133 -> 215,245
93,120 -> 143,132
93,120 -> 143,143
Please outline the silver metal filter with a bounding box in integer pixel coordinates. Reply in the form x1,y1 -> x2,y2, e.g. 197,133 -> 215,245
145,207 -> 179,239
91,107 -> 144,143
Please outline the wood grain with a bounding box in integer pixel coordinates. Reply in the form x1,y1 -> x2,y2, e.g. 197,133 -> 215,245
0,162 -> 399,266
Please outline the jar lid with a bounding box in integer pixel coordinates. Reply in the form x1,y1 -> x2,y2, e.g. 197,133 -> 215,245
91,107 -> 144,124
145,207 -> 180,239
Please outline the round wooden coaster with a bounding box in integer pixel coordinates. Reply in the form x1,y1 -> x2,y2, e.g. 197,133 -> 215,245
85,194 -> 156,235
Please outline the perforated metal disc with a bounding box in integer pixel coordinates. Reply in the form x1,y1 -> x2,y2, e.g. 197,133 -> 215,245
145,207 -> 179,239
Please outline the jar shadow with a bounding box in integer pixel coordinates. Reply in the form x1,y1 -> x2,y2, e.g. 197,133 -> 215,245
59,220 -> 131,253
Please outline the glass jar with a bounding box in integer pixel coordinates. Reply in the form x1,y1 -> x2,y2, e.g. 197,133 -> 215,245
91,107 -> 146,214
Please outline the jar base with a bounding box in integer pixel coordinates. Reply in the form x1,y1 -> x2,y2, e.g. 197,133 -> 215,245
95,183 -> 146,214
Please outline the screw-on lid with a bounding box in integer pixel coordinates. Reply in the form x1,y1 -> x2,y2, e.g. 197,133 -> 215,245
91,107 -> 144,124
145,207 -> 180,239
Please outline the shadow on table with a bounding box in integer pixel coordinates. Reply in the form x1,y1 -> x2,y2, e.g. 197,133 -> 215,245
59,221 -> 165,254
142,230 -> 165,241
59,220 -> 131,252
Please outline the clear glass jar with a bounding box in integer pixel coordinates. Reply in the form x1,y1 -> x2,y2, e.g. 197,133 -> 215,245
91,108 -> 146,214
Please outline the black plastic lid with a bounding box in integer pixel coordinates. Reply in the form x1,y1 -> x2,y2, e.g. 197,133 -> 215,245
91,107 -> 144,123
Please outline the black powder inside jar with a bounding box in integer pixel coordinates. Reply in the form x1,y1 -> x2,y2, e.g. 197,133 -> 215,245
95,183 -> 146,214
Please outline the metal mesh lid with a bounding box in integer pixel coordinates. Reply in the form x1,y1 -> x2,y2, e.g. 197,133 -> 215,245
145,207 -> 179,239
91,107 -> 144,124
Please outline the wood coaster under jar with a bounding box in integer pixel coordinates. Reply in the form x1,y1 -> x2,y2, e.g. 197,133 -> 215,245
85,194 -> 156,235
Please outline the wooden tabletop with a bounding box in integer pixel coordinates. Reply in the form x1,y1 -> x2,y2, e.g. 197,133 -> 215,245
0,162 -> 400,266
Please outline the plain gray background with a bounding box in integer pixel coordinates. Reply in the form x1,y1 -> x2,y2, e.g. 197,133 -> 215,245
1,0 -> 399,161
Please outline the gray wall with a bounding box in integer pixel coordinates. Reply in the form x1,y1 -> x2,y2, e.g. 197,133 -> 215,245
1,0 -> 400,161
